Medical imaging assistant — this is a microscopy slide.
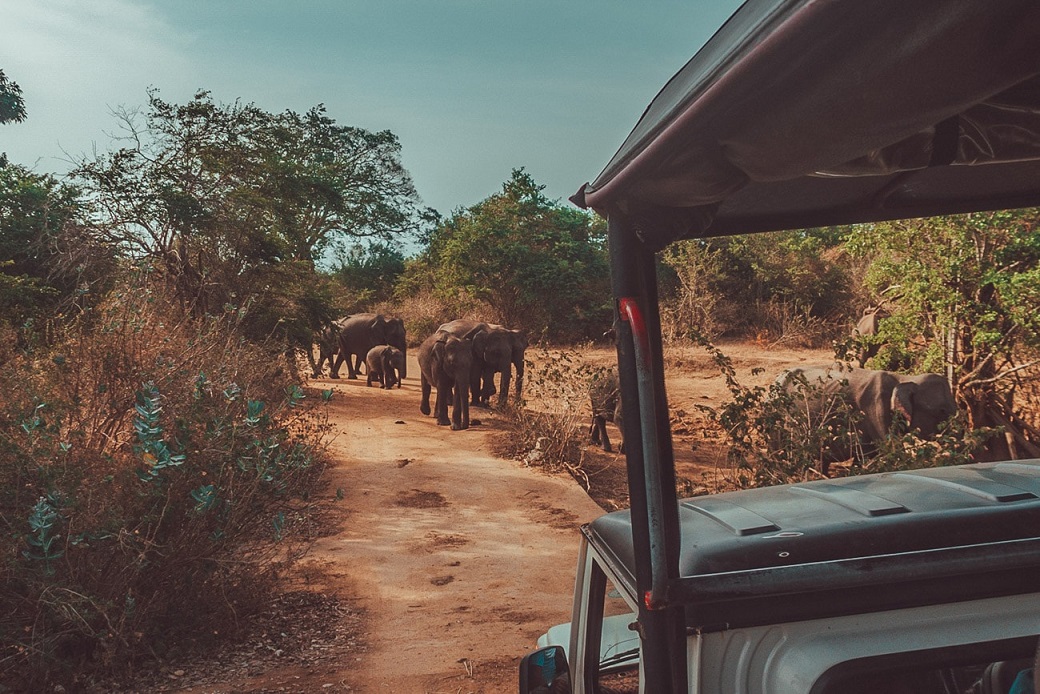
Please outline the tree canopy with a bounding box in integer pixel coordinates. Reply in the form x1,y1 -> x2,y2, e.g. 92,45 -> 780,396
848,210 -> 1040,459
407,169 -> 610,340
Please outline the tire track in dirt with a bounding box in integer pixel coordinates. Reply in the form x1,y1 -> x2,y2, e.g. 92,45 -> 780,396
309,356 -> 604,693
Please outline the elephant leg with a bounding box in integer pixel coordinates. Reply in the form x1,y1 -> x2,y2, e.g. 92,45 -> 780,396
594,416 -> 613,452
420,375 -> 433,416
451,383 -> 470,431
304,345 -> 321,378
434,383 -> 451,426
330,352 -> 345,379
589,415 -> 601,445
469,368 -> 483,406
496,370 -> 512,409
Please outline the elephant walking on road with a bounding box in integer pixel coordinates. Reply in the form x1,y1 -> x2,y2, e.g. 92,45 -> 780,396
365,345 -> 405,389
777,365 -> 958,475
313,317 -> 348,377
438,320 -> 528,408
332,313 -> 407,380
589,369 -> 624,453
418,328 -> 478,430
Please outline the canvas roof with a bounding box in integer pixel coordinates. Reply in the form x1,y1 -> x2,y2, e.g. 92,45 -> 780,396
572,0 -> 1040,249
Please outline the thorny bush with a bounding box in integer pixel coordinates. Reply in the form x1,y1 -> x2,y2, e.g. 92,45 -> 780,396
0,268 -> 333,690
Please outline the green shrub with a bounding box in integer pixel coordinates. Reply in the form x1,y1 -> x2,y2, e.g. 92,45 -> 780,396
0,269 -> 332,689
690,332 -> 990,488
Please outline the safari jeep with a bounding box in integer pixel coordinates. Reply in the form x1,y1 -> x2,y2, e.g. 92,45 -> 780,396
521,0 -> 1040,692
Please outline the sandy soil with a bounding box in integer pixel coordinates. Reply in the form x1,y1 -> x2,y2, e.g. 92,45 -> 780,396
165,341 -> 831,693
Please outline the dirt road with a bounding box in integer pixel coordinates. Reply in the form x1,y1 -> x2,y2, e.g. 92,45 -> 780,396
308,357 -> 604,692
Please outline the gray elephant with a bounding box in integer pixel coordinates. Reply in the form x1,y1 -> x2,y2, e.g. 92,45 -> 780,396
778,365 -> 958,474
486,323 -> 528,406
331,313 -> 407,380
365,345 -> 404,389
437,320 -> 527,408
417,328 -> 477,430
313,317 -> 349,377
589,369 -> 624,453
852,305 -> 888,368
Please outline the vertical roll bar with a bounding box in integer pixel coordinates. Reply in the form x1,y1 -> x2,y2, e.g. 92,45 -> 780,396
608,210 -> 687,693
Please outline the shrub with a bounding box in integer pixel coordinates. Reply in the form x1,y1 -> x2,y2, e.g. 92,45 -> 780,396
498,346 -> 612,488
690,332 -> 989,488
0,268 -> 332,689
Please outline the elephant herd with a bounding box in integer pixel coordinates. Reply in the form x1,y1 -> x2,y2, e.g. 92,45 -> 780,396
309,314 -> 528,432
310,311 -> 961,471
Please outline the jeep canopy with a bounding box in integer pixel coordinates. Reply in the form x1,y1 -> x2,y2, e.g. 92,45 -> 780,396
572,0 -> 1040,249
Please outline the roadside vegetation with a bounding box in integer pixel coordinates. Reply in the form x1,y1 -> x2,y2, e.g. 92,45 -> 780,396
5,66 -> 1040,687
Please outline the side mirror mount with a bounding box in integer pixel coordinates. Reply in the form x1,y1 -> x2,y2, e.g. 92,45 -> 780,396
519,645 -> 570,693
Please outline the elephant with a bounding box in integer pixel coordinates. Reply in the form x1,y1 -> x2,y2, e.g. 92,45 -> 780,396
331,313 -> 407,380
777,365 -> 958,475
365,345 -> 404,389
437,320 -> 528,408
589,369 -> 624,453
417,328 -> 478,430
313,317 -> 349,377
852,305 -> 889,368
486,323 -> 528,405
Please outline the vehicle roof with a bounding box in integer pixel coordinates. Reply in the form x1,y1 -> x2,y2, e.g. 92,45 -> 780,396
587,460 -> 1040,628
572,0 -> 1040,249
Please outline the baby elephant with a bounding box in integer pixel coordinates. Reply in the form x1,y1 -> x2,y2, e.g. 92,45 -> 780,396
589,370 -> 624,453
365,345 -> 405,389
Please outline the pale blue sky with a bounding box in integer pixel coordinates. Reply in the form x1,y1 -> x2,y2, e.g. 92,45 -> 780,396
0,0 -> 741,216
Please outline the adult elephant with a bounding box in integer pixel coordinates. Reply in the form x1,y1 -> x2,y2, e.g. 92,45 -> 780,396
331,313 -> 407,380
777,365 -> 958,474
487,323 -> 528,406
417,328 -> 477,430
437,320 -> 527,408
313,317 -> 348,378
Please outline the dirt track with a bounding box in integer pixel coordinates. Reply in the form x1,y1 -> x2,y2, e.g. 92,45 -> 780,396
162,343 -> 831,693
307,356 -> 604,692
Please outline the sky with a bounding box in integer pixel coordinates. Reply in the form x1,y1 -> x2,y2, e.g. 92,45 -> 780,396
0,0 -> 742,218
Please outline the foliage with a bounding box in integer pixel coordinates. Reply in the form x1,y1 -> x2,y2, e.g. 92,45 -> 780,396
0,68 -> 26,125
0,68 -> 27,166
660,229 -> 853,345
404,169 -> 611,341
0,164 -> 114,330
332,239 -> 407,307
847,210 -> 1040,459
689,332 -> 986,488
0,269 -> 331,689
499,345 -> 612,487
72,90 -> 425,356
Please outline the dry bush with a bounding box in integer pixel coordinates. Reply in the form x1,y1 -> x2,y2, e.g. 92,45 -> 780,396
498,346 -> 610,487
383,294 -> 502,345
0,268 -> 332,690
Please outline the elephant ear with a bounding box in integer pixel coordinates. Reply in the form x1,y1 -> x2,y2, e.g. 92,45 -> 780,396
891,382 -> 916,423
370,315 -> 385,329
472,329 -> 488,356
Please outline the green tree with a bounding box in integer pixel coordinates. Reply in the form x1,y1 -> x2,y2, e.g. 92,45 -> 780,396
848,210 -> 1040,459
412,169 -> 610,340
73,90 -> 424,358
0,68 -> 26,125
0,164 -> 111,329
332,240 -> 407,306
660,229 -> 852,343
